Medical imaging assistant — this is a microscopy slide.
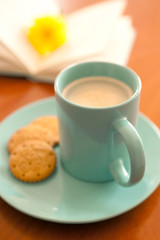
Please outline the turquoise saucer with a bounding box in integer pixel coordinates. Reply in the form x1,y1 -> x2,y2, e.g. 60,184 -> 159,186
0,97 -> 159,224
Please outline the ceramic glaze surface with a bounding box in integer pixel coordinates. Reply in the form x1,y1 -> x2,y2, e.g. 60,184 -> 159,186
0,98 -> 159,223
55,62 -> 145,185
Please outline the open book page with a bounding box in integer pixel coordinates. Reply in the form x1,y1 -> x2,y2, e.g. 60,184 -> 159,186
0,42 -> 26,75
93,16 -> 137,64
0,0 -> 61,73
0,44 -> 17,65
0,16 -> 136,83
0,43 -> 26,70
0,0 -> 127,75
33,17 -> 137,83
36,0 -> 127,75
0,60 -> 26,75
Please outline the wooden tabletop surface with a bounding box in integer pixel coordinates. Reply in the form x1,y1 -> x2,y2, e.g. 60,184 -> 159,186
0,0 -> 160,239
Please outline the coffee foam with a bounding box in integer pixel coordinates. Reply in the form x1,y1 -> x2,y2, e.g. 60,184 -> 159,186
62,76 -> 133,108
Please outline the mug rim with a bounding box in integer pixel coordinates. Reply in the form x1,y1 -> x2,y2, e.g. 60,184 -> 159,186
54,61 -> 141,110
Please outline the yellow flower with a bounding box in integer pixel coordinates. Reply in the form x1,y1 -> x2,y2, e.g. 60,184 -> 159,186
27,15 -> 66,55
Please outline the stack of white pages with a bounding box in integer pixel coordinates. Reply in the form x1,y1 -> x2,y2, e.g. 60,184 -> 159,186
0,0 -> 136,83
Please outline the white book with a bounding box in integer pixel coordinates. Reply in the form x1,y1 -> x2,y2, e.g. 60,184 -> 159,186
0,0 -> 136,83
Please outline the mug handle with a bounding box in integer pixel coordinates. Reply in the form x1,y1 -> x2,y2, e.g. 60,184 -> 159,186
109,118 -> 145,187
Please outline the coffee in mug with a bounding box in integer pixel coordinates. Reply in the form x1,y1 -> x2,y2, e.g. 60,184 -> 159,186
62,76 -> 133,108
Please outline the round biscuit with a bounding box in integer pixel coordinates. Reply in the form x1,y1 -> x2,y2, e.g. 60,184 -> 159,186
8,125 -> 55,153
9,140 -> 56,182
30,115 -> 59,145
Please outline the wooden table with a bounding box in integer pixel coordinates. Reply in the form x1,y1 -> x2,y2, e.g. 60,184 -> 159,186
0,0 -> 160,239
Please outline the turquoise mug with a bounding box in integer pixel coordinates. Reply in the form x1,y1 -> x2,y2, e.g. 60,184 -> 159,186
54,62 -> 145,186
